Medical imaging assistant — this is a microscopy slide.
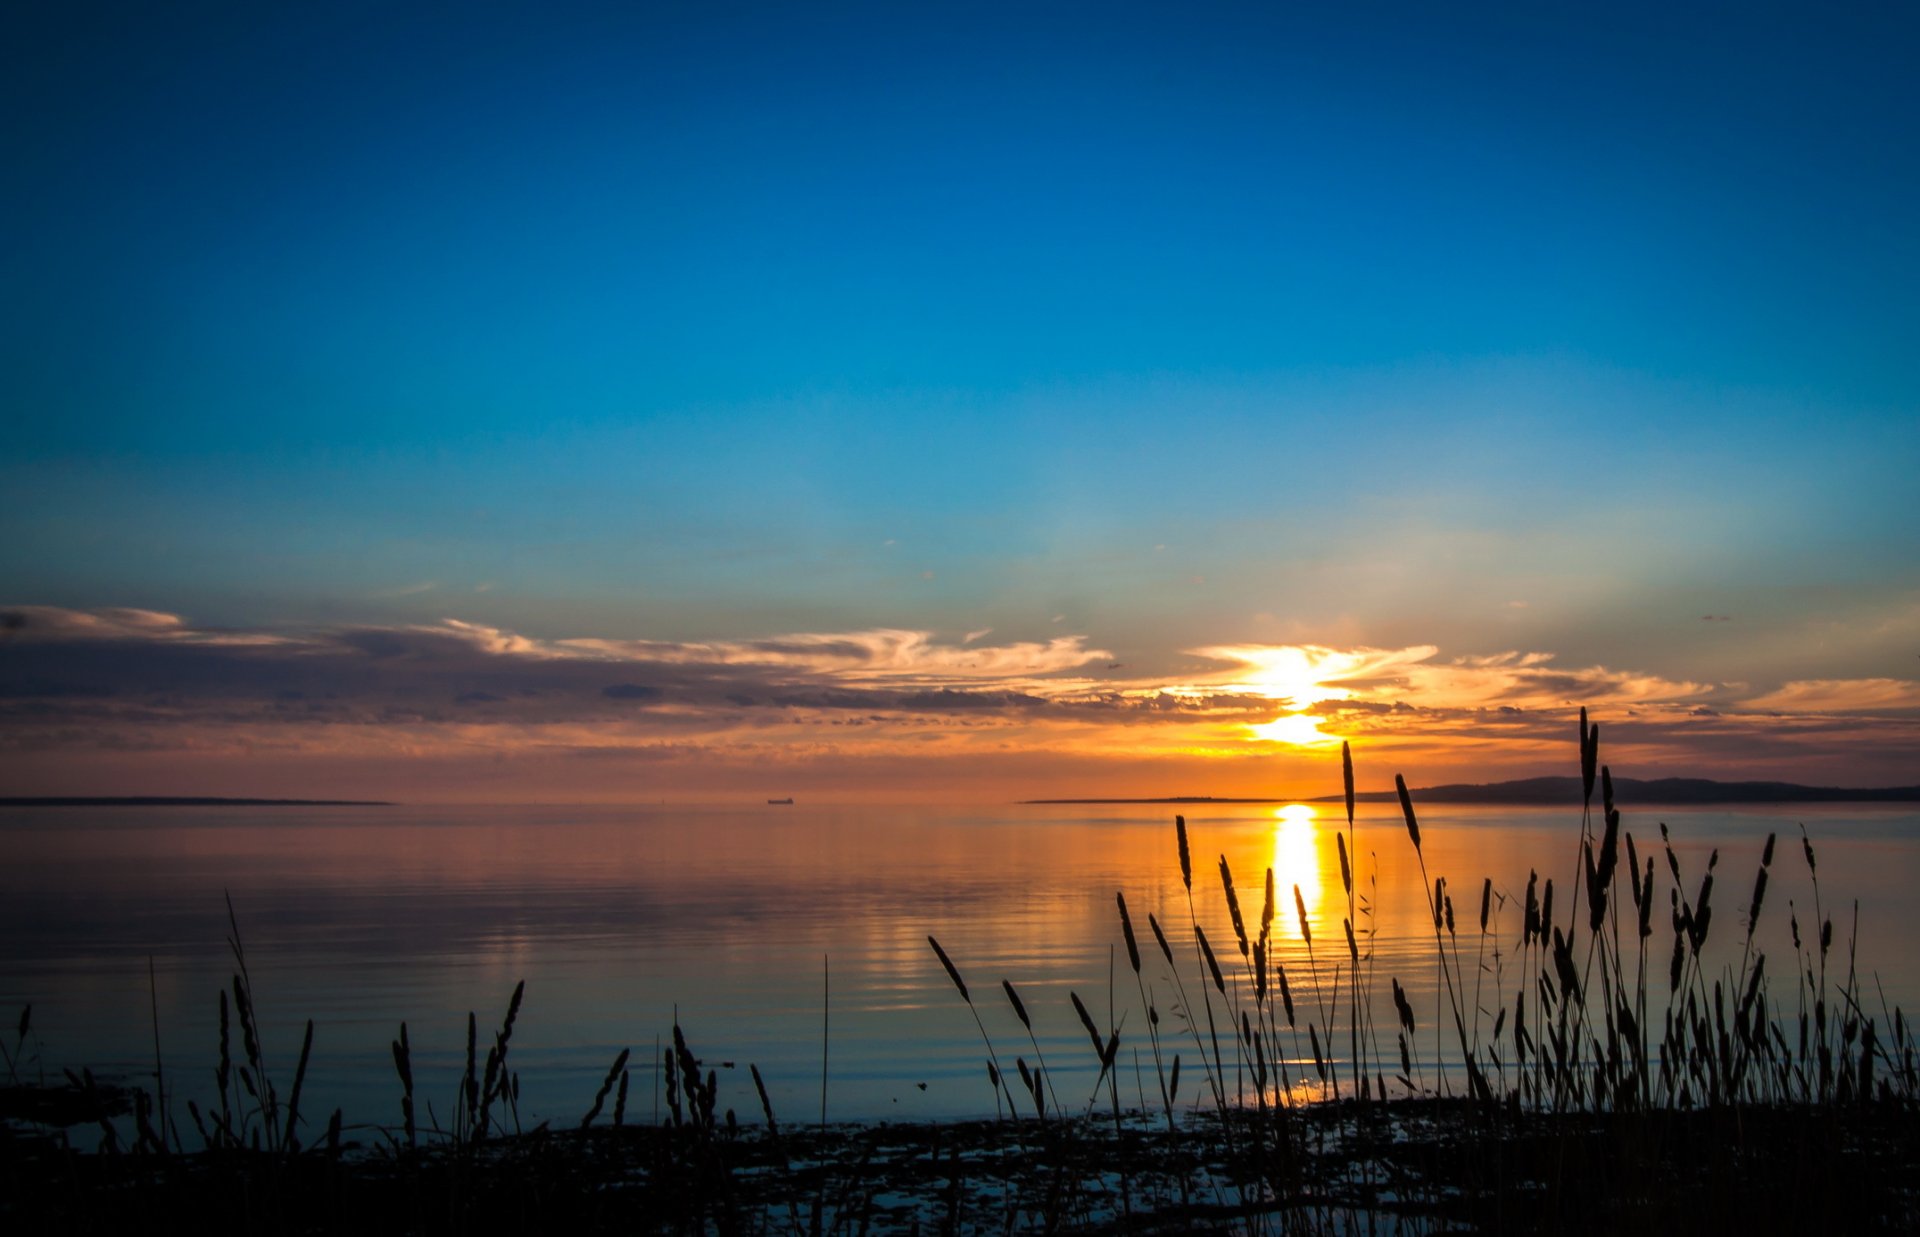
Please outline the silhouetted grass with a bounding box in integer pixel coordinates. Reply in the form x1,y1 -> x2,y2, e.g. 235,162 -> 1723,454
3,713 -> 1918,1232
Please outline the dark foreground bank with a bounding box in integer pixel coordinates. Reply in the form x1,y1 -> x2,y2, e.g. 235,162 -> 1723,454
5,1090 -> 1919,1235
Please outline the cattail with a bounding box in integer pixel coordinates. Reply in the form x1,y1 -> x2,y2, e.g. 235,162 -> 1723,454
391,1022 -> 413,1095
927,936 -> 970,1003
1148,913 -> 1175,968
1522,871 -> 1539,946
1278,963 -> 1296,1026
463,1011 -> 479,1121
1392,978 -> 1415,1034
1116,893 -> 1142,975
1294,884 -> 1312,946
1479,877 -> 1492,933
1002,980 -> 1031,1031
1176,815 -> 1192,891
1169,1055 -> 1181,1106
233,976 -> 261,1082
1070,992 -> 1103,1059
1345,918 -> 1359,967
1337,833 -> 1353,897
1583,714 -> 1599,806
1342,739 -> 1356,825
1196,925 -> 1226,995
1396,775 -> 1421,852
664,1047 -> 681,1128
1586,843 -> 1608,934
580,1048 -> 630,1130
1261,868 -> 1276,938
1748,866 -> 1770,938
1598,806 -> 1621,892
283,1019 -> 313,1152
1220,856 -> 1250,959
385,1021 -> 408,1152
1254,939 -> 1268,1002
1691,863 -> 1716,954
1579,707 -> 1594,804
216,990 -> 232,1115
1552,927 -> 1581,1004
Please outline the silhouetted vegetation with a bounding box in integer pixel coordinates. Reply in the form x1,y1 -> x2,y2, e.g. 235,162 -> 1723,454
4,715 -> 1918,1232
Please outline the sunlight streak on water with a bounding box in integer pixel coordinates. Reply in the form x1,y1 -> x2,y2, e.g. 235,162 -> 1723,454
3,800 -> 1918,1130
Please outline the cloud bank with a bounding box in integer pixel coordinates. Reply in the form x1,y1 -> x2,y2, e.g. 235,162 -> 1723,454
3,606 -> 1915,799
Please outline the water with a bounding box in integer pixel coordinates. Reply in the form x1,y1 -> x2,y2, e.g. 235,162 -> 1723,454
3,799 -> 1916,1139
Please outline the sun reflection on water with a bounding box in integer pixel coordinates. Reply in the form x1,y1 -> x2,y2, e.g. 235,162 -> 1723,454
1270,803 -> 1324,931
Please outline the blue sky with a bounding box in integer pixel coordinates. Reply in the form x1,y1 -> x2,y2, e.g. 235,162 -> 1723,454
4,2 -> 1917,797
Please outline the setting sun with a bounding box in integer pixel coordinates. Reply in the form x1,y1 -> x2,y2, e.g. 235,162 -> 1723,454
1249,711 -> 1337,747
1189,644 -> 1370,749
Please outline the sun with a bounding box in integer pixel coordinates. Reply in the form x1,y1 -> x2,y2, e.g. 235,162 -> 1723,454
1188,643 -> 1370,749
1249,712 -> 1337,747
1236,647 -> 1346,709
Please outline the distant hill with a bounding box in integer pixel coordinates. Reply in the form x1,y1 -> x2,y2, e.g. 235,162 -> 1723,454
1316,777 -> 1920,806
0,796 -> 393,807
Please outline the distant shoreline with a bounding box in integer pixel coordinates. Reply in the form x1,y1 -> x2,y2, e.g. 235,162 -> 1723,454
0,796 -> 395,807
1025,776 -> 1920,807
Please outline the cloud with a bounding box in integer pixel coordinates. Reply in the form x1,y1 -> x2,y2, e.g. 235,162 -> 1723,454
4,606 -> 1914,792
0,607 -> 1114,740
1,605 -> 289,647
552,626 -> 1107,683
1185,643 -> 1709,712
1740,678 -> 1920,713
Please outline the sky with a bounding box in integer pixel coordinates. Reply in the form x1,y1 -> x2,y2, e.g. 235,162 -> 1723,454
3,1 -> 1917,801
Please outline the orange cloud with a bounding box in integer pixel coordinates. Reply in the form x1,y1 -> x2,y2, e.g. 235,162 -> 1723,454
1740,678 -> 1920,713
4,606 -> 1915,799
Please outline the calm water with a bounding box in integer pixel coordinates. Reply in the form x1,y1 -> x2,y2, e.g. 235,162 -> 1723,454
3,800 -> 1917,1137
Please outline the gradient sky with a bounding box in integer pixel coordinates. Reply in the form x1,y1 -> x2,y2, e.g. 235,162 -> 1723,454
4,2 -> 1917,800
